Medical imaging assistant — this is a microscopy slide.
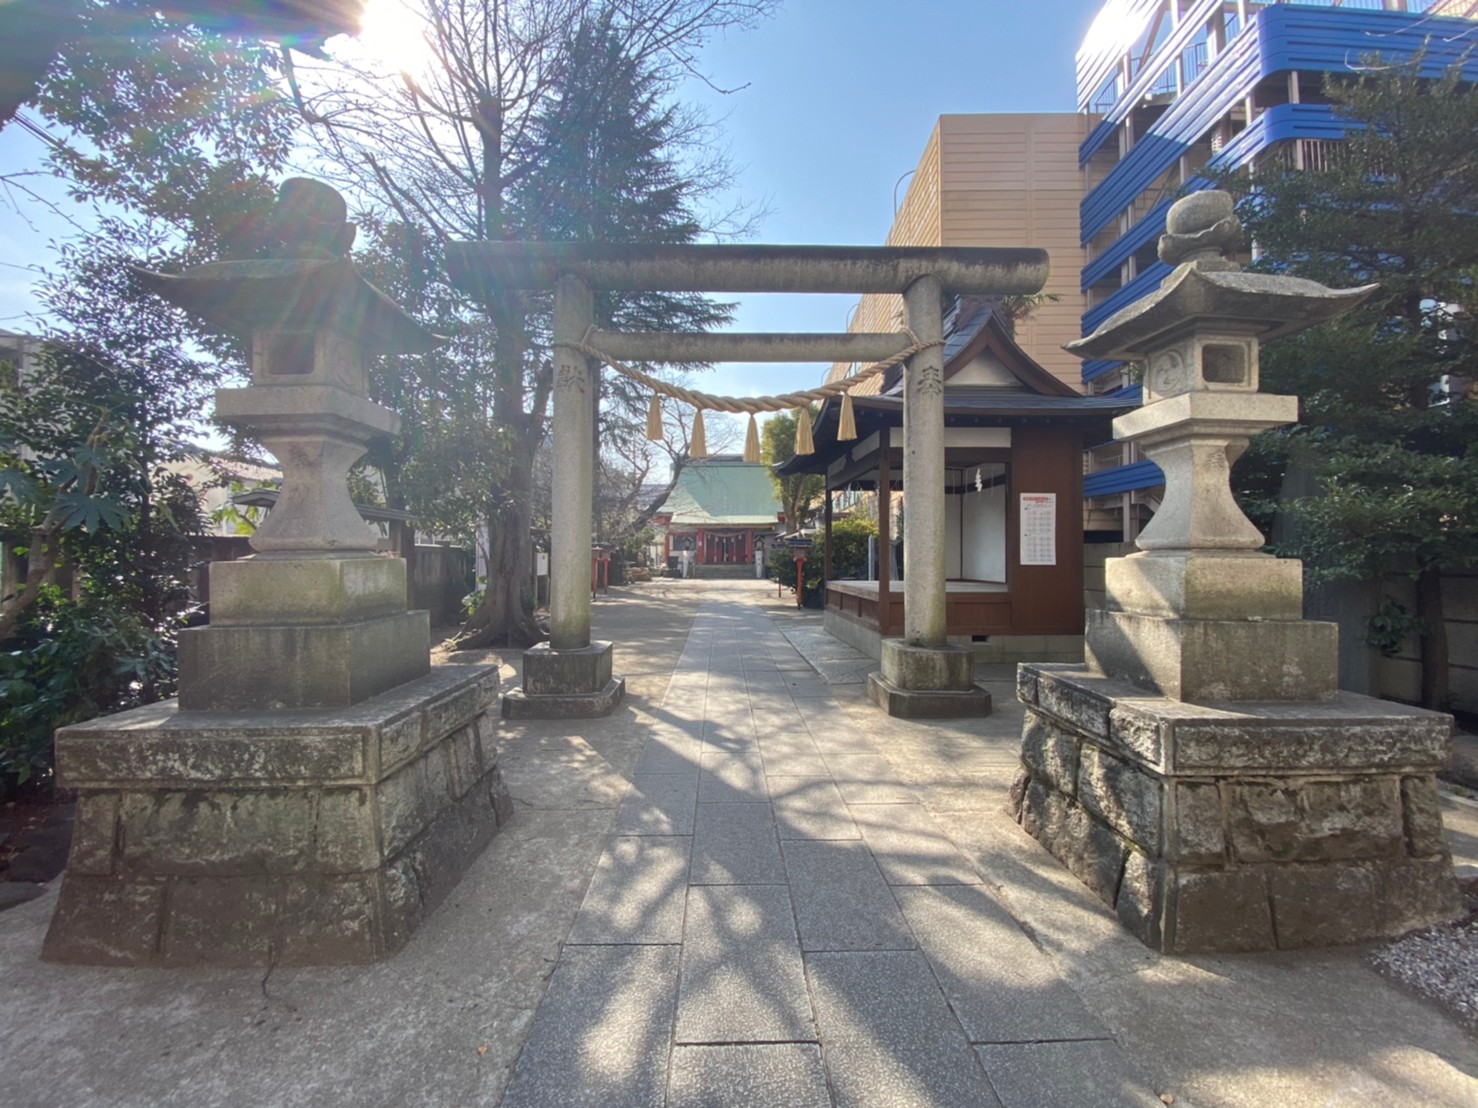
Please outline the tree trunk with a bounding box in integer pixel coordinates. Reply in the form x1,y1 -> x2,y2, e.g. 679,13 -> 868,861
457,435 -> 544,650
1415,565 -> 1450,712
0,528 -> 60,643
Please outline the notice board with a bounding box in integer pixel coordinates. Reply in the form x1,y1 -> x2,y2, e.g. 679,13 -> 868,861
1019,493 -> 1057,567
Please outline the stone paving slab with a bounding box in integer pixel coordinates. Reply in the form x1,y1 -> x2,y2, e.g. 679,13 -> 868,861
807,726 -> 885,755
613,774 -> 699,836
769,776 -> 861,840
807,950 -> 1004,1108
782,839 -> 915,952
761,751 -> 831,777
667,1044 -> 833,1107
894,885 -> 1108,1044
565,835 -> 691,945
851,804 -> 983,886
751,712 -> 817,742
632,734 -> 702,776
976,1041 -> 1163,1108
825,752 -> 919,805
675,884 -> 815,1044
697,751 -> 768,802
690,802 -> 785,885
500,944 -> 679,1108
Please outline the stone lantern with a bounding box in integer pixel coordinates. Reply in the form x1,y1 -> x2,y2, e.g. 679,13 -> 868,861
1074,190 -> 1381,701
134,180 -> 436,709
43,181 -> 512,967
1010,191 -> 1462,954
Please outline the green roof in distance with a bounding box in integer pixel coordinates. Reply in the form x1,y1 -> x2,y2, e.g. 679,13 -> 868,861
656,455 -> 783,527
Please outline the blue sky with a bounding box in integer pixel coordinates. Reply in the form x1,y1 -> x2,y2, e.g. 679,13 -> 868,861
679,0 -> 1104,412
0,0 -> 1106,436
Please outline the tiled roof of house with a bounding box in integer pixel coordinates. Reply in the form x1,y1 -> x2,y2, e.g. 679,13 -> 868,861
656,455 -> 783,527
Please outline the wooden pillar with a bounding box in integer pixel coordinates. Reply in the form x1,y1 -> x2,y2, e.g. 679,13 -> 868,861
878,450 -> 892,636
697,527 -> 705,564
823,487 -> 834,582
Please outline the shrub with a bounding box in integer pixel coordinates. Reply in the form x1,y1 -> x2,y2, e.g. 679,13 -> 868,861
0,588 -> 178,790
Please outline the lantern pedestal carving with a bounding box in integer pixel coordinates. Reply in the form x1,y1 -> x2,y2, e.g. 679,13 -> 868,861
42,666 -> 510,967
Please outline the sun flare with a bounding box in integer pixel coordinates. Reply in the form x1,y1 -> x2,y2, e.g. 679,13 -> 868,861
354,0 -> 433,75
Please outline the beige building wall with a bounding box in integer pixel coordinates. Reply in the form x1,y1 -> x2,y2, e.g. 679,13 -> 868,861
833,114 -> 1088,393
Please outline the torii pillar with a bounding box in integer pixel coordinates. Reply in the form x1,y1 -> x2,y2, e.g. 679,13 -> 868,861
865,274 -> 992,718
503,274 -> 626,718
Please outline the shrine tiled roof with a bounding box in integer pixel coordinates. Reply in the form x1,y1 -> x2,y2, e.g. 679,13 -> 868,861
656,455 -> 783,527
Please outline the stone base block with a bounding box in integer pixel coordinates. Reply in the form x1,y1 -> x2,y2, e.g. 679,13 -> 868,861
1105,551 -> 1304,621
1010,664 -> 1462,954
42,665 -> 510,967
209,555 -> 410,626
522,641 -> 614,696
1084,607 -> 1337,701
867,672 -> 992,719
880,638 -> 974,691
502,678 -> 626,720
178,610 -> 430,711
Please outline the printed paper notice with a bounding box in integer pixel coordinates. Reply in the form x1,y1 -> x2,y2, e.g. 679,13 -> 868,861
1020,493 -> 1057,566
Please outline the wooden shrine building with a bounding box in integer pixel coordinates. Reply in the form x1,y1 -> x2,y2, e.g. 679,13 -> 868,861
653,455 -> 784,575
777,307 -> 1133,662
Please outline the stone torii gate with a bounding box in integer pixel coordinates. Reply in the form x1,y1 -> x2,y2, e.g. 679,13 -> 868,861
446,244 -> 1050,718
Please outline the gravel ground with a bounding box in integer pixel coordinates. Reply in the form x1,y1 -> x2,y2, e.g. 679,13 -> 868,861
1370,878 -> 1478,1030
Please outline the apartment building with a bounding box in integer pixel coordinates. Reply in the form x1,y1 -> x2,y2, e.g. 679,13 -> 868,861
1077,0 -> 1478,536
0,328 -> 42,389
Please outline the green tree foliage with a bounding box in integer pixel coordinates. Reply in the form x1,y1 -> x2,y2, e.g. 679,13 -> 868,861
0,9 -> 329,790
0,0 -> 356,130
14,6 -> 296,253
0,337 -> 207,789
1223,54 -> 1478,710
768,514 -> 876,607
761,407 -> 823,532
0,224 -> 221,789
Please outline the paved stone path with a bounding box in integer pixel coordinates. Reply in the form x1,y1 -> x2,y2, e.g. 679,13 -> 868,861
500,596 -> 1162,1107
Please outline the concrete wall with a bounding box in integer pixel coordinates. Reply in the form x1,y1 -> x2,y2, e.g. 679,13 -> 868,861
411,544 -> 474,627
1373,569 -> 1478,716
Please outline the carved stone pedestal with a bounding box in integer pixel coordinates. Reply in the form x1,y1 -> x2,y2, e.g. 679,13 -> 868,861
43,666 -> 509,966
1013,665 -> 1461,954
180,556 -> 430,711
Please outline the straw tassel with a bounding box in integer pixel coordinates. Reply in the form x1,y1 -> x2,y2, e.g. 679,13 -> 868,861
690,407 -> 707,458
795,406 -> 815,455
838,391 -> 857,441
743,412 -> 761,463
645,393 -> 663,441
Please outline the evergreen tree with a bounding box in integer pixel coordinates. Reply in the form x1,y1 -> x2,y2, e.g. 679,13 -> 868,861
1224,53 -> 1478,710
